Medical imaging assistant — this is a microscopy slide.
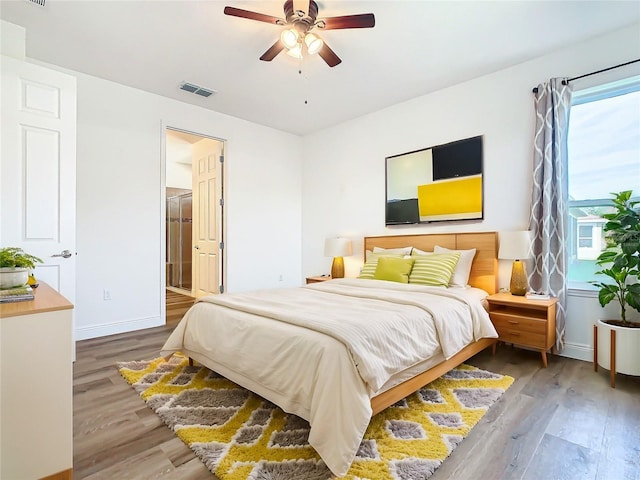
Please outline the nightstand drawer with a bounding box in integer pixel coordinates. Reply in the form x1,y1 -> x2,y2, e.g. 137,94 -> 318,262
490,312 -> 547,335
497,328 -> 548,349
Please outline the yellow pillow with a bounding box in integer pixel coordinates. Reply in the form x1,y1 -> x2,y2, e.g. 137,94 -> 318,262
358,253 -> 405,279
373,257 -> 415,283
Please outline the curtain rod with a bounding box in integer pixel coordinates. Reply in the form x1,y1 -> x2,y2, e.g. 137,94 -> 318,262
531,58 -> 640,93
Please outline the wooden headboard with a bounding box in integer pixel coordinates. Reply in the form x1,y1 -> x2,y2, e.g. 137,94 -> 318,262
363,232 -> 499,294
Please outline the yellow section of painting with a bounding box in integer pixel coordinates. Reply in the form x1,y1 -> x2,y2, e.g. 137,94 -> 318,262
417,176 -> 482,216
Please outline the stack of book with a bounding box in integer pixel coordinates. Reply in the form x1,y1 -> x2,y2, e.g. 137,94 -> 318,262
526,292 -> 551,300
0,285 -> 35,303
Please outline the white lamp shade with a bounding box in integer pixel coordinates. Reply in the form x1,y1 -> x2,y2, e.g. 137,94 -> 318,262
304,33 -> 323,55
498,231 -> 532,260
280,28 -> 299,49
324,238 -> 353,257
285,43 -> 303,59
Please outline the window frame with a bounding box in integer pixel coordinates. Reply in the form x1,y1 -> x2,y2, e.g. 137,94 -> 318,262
567,75 -> 640,292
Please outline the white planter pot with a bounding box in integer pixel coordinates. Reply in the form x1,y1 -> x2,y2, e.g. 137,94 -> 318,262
596,319 -> 640,377
0,267 -> 29,289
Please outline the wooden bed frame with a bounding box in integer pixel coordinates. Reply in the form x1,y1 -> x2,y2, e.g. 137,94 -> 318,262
366,231 -> 499,414
183,231 -> 499,415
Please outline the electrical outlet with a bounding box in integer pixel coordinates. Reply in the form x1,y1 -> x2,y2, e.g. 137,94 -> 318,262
103,289 -> 112,300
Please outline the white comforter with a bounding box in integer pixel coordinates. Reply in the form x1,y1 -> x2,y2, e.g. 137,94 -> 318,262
161,278 -> 497,477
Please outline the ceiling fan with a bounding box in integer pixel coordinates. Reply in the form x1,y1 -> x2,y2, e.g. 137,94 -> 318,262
223,0 -> 375,67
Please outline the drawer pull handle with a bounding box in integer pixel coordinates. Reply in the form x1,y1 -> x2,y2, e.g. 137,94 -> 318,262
511,332 -> 521,336
508,320 -> 519,324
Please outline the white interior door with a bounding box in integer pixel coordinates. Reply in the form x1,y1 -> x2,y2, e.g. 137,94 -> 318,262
0,55 -> 77,306
192,139 -> 222,297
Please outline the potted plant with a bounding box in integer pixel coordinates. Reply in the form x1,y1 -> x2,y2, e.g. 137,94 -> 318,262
0,247 -> 43,289
590,190 -> 640,384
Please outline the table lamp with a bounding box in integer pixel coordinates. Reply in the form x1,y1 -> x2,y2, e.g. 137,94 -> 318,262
498,231 -> 532,296
324,237 -> 352,278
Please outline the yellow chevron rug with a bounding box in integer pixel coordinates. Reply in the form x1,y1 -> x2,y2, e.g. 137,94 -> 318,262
118,355 -> 513,480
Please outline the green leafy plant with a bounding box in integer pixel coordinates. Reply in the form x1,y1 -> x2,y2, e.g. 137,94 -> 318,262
590,191 -> 640,324
0,247 -> 43,270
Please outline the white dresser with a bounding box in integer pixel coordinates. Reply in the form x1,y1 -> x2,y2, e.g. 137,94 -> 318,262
1,282 -> 73,480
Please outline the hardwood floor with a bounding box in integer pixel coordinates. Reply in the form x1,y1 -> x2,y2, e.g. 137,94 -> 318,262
73,296 -> 640,479
165,289 -> 196,324
431,346 -> 640,480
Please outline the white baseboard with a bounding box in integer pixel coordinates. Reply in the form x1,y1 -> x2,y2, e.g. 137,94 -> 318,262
75,315 -> 164,341
558,341 -> 593,363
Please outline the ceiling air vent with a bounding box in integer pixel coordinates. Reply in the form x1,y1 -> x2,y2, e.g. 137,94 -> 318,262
24,0 -> 46,6
194,88 -> 215,98
179,82 -> 217,98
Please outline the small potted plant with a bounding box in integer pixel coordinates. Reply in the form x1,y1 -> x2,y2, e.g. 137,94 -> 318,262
0,247 -> 43,289
591,190 -> 640,384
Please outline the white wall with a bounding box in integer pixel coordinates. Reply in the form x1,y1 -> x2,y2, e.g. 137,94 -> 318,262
40,67 -> 303,340
165,135 -> 193,189
0,20 -> 25,59
6,19 -> 639,352
301,24 -> 640,361
165,160 -> 192,190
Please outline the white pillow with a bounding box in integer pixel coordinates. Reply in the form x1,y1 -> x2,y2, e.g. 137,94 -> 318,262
433,245 -> 477,287
372,246 -> 413,255
366,249 -> 407,261
411,247 -> 433,256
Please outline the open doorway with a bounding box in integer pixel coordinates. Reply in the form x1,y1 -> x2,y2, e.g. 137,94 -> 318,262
166,186 -> 192,293
165,128 -> 225,304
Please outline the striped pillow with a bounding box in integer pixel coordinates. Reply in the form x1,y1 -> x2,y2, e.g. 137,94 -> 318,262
358,253 -> 405,279
408,252 -> 461,286
434,245 -> 477,287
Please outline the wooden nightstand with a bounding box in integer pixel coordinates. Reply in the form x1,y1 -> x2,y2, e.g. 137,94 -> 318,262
487,292 -> 557,367
306,275 -> 332,284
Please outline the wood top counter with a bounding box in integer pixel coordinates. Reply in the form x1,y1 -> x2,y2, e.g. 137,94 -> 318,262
0,282 -> 73,318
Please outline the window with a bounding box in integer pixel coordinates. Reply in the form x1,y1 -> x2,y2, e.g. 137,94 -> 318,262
567,76 -> 640,289
578,225 -> 593,248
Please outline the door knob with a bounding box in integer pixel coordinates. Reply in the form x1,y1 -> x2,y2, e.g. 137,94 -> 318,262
52,249 -> 72,258
194,245 -> 200,250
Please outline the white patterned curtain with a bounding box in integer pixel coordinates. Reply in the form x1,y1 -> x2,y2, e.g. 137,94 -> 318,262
529,78 -> 573,352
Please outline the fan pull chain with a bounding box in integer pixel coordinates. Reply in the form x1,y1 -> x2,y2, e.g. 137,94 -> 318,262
298,68 -> 310,105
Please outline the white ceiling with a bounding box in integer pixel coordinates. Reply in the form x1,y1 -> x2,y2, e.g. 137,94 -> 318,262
2,0 -> 639,135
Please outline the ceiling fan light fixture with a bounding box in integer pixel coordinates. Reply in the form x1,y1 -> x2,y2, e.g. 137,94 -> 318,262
280,28 -> 299,49
285,43 -> 303,59
224,1 -> 375,67
304,33 -> 323,55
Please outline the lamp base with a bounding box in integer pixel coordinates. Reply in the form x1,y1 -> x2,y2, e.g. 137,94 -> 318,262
510,259 -> 528,296
331,256 -> 345,278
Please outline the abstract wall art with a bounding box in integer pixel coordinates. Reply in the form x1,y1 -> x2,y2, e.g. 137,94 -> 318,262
385,135 -> 484,225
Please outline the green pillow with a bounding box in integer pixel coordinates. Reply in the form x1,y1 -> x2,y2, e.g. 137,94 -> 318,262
358,253 -> 404,279
408,252 -> 460,286
373,257 -> 416,283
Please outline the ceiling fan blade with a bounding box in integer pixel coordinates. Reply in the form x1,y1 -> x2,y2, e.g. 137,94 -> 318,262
223,6 -> 282,25
320,13 -> 375,30
318,42 -> 342,67
260,40 -> 286,62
